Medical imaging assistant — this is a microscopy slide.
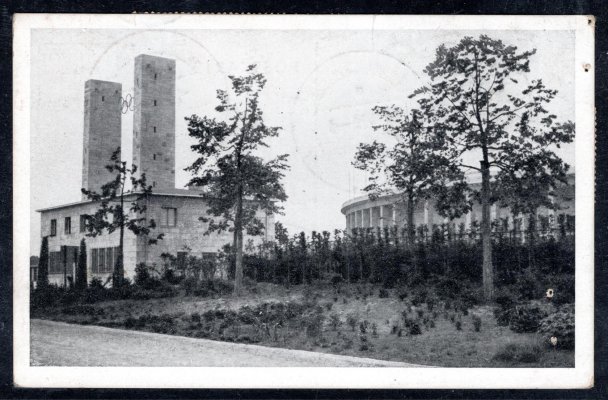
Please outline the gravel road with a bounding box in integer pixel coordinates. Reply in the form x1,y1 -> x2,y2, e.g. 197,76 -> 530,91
30,319 -> 422,367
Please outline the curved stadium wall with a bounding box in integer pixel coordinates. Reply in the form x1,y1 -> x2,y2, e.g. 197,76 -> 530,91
340,174 -> 575,236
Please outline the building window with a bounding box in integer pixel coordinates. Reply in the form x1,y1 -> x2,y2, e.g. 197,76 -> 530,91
153,126 -> 157,133
50,219 -> 57,236
98,246 -> 105,270
79,215 -> 88,233
153,100 -> 157,106
106,248 -> 114,273
161,207 -> 177,227
153,154 -> 156,160
154,73 -> 157,80
92,247 -> 119,274
64,217 -> 71,234
102,95 -> 105,102
152,181 -> 156,187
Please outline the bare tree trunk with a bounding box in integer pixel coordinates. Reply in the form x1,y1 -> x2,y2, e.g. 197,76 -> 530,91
234,184 -> 244,295
480,159 -> 494,302
406,196 -> 416,246
114,189 -> 125,288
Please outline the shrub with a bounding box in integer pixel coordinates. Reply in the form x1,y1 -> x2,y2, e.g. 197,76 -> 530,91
409,323 -> 422,335
538,304 -> 574,350
472,315 -> 482,332
455,321 -> 462,331
515,269 -> 543,300
134,263 -> 153,287
359,334 -> 370,351
342,337 -> 354,350
124,317 -> 138,329
509,304 -> 549,333
329,313 -> 341,331
346,313 -> 358,331
492,342 -> 543,363
238,306 -> 258,324
371,323 -> 378,338
546,274 -> 575,305
379,288 -> 389,298
191,312 -> 201,323
359,320 -> 370,334
162,268 -> 183,285
411,289 -> 428,307
303,312 -> 325,338
494,307 -> 512,327
182,277 -> 198,296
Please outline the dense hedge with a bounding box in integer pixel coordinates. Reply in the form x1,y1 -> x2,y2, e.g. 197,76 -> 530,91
220,222 -> 574,302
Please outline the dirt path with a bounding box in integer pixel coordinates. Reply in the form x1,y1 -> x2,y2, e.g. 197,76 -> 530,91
30,319 -> 423,367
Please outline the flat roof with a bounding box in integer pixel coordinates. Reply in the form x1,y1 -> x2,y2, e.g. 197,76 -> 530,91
36,188 -> 205,213
340,173 -> 575,214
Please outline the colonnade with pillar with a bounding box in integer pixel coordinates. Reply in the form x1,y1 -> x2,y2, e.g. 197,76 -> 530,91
344,200 -> 510,233
345,204 -> 396,231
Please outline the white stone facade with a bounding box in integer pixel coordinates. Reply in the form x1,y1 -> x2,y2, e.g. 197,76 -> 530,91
38,190 -> 274,286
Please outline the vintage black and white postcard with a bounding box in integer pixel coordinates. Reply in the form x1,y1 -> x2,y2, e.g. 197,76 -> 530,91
12,14 -> 595,388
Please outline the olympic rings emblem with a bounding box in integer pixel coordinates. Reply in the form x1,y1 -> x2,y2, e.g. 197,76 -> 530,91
120,93 -> 134,114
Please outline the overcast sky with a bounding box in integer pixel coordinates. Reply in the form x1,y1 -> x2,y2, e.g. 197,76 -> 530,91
29,28 -> 575,255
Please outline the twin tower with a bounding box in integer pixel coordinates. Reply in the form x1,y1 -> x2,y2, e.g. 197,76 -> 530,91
82,54 -> 176,198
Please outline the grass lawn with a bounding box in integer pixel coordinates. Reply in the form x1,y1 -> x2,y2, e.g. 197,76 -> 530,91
32,283 -> 573,367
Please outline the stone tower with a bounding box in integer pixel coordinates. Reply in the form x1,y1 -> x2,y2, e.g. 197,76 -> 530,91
132,54 -> 176,190
82,79 -> 122,198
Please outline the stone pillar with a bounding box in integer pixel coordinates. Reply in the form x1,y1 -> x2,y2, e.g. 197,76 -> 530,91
362,208 -> 370,228
356,210 -> 362,228
371,206 -> 381,228
394,202 -> 406,229
548,195 -> 556,230
382,204 -> 394,228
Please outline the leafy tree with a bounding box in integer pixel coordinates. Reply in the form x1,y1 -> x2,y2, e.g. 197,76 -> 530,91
353,107 -> 466,244
37,236 -> 49,290
81,147 -> 164,287
185,65 -> 289,295
75,238 -> 88,291
410,35 -> 574,301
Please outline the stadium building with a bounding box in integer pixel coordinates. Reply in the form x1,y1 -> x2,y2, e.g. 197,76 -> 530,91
340,175 -> 575,235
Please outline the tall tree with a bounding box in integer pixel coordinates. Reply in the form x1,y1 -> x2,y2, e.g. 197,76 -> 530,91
75,238 -> 88,290
82,147 -> 164,287
411,35 -> 574,301
353,107 -> 466,245
37,236 -> 49,290
185,65 -> 289,295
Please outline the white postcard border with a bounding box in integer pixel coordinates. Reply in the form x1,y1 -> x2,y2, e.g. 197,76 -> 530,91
13,13 -> 595,389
